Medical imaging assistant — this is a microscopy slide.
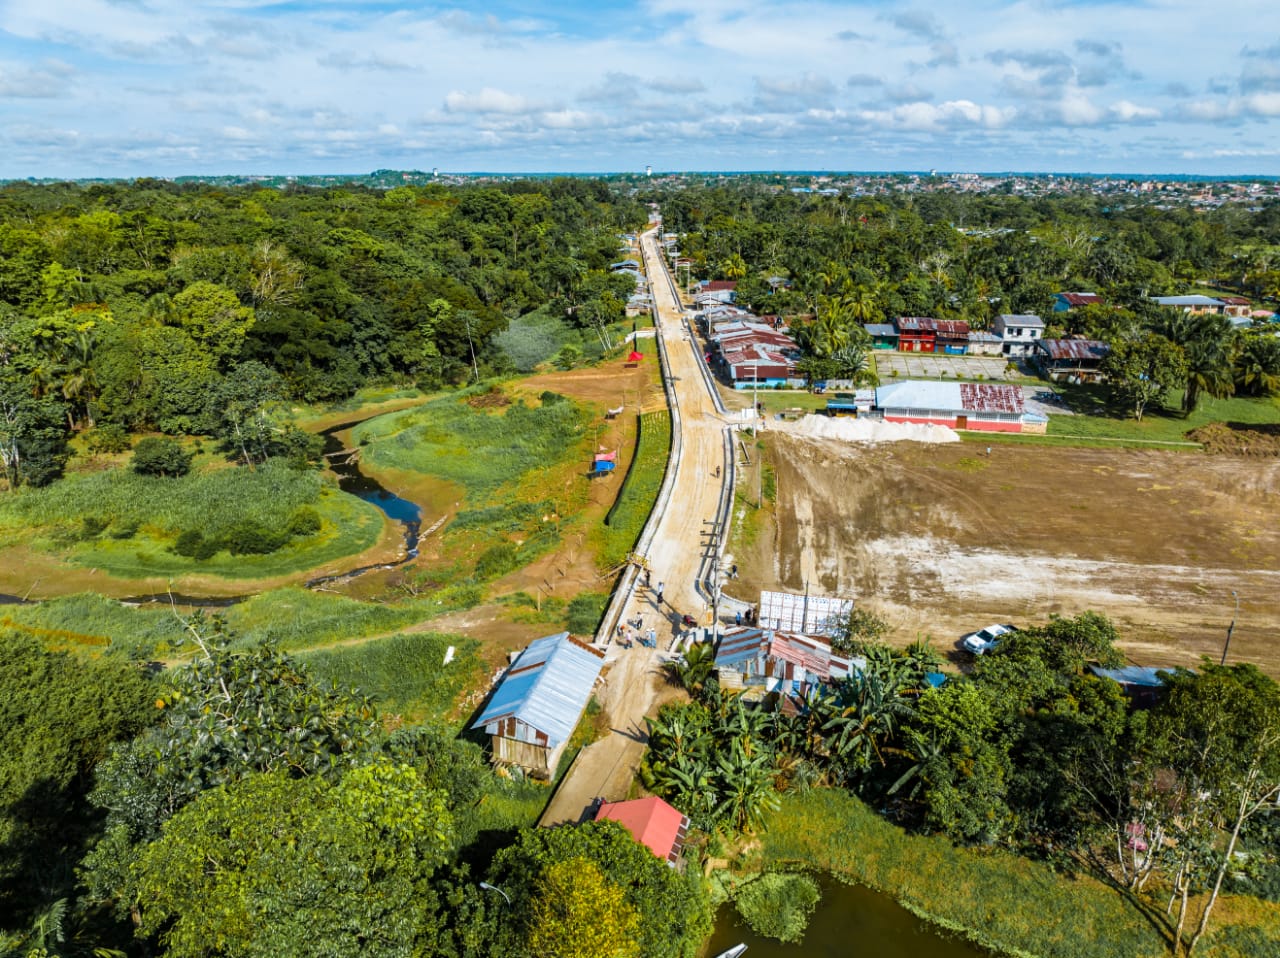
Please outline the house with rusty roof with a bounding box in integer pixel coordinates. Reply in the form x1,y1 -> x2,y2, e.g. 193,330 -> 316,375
1036,338 -> 1110,383
874,380 -> 1027,433
595,796 -> 691,867
472,632 -> 605,779
1053,291 -> 1104,312
714,627 -> 858,701
895,316 -> 939,352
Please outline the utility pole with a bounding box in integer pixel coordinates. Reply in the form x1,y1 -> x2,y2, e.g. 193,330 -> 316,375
462,313 -> 480,384
1221,590 -> 1240,666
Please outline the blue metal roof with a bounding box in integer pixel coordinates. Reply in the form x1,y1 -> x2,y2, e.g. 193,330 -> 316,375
472,632 -> 604,747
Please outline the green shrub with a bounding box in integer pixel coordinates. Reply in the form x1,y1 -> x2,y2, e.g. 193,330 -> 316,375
108,520 -> 139,540
734,873 -> 821,943
225,521 -> 287,555
566,591 -> 609,635
84,423 -> 131,454
474,542 -> 520,581
286,506 -> 322,537
80,516 -> 108,539
192,536 -> 221,560
173,530 -> 205,558
131,437 -> 192,477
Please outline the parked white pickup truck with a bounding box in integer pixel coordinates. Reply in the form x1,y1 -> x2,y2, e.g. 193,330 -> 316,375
961,623 -> 1016,655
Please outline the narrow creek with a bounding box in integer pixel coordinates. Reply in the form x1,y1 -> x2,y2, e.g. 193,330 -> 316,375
704,876 -> 989,958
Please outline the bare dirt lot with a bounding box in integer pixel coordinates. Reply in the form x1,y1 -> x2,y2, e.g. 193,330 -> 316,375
733,436 -> 1280,674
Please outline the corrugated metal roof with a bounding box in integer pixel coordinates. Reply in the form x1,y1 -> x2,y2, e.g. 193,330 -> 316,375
1089,665 -> 1172,688
896,316 -> 939,332
1056,292 -> 1103,307
958,382 -> 1025,413
934,319 -> 970,338
864,323 -> 899,337
1152,295 -> 1223,307
968,331 -> 1002,343
876,380 -> 1024,414
1038,339 -> 1109,361
472,632 -> 604,748
714,627 -> 851,683
996,313 -> 1045,327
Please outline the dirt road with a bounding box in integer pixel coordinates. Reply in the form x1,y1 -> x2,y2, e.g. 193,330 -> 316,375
539,228 -> 730,822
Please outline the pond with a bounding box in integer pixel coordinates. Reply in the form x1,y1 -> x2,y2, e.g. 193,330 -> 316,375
704,876 -> 989,958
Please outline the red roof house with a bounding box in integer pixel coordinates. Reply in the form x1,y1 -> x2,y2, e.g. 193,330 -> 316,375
595,796 -> 690,865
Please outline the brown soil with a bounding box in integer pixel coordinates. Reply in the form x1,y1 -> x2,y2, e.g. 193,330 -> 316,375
732,436 -> 1280,675
344,362 -> 662,618
1187,421 -> 1280,457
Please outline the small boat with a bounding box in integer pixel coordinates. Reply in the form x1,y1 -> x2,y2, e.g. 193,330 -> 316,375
713,946 -> 747,958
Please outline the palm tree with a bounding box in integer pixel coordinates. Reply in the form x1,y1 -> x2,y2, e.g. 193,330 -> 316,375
722,252 -> 748,281
1234,334 -> 1280,397
1155,310 -> 1236,414
667,642 -> 717,695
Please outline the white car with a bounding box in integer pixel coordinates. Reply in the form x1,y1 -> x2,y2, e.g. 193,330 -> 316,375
961,623 -> 1016,655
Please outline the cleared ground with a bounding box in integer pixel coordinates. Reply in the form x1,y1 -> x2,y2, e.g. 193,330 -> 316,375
731,436 -> 1280,674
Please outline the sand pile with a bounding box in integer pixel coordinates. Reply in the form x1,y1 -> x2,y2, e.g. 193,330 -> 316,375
775,414 -> 960,444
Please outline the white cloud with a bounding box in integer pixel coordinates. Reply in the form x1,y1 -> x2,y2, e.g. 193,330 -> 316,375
1245,92 -> 1280,116
1111,100 -> 1160,122
1059,85 -> 1104,126
444,88 -> 548,115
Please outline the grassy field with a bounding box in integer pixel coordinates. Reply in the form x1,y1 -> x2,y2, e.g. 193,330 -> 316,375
352,386 -> 595,498
593,410 -> 672,570
301,632 -> 481,724
0,461 -> 385,581
223,587 -> 428,651
755,789 -> 1280,958
0,587 -> 433,661
1045,388 -> 1280,444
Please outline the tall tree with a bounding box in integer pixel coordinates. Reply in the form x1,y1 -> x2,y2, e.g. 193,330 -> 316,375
1102,332 -> 1187,420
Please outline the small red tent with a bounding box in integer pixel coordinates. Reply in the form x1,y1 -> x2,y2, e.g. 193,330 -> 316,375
626,350 -> 644,363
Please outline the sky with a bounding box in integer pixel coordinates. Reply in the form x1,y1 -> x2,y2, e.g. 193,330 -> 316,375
1,0 -> 1279,178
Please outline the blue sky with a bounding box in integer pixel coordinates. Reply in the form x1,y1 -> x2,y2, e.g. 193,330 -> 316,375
1,0 -> 1278,177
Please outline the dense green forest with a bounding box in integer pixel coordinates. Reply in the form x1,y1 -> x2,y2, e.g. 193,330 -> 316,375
0,178 -> 644,487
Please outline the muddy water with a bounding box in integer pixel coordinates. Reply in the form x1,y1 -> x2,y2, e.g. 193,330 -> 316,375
704,877 -> 988,958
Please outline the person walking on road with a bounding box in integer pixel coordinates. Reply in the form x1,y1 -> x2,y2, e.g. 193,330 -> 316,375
656,582 -> 665,605
735,610 -> 742,627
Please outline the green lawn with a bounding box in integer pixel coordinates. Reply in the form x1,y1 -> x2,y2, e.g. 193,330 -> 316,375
224,587 -> 428,652
0,587 -> 433,661
1045,387 -> 1280,444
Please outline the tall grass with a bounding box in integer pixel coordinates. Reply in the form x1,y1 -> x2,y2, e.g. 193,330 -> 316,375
0,462 -> 387,580
1,587 -> 433,661
301,632 -> 480,723
594,411 -> 671,570
0,460 -> 325,537
352,389 -> 595,498
0,593 -> 188,658
757,790 -> 1280,958
224,587 -> 426,651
